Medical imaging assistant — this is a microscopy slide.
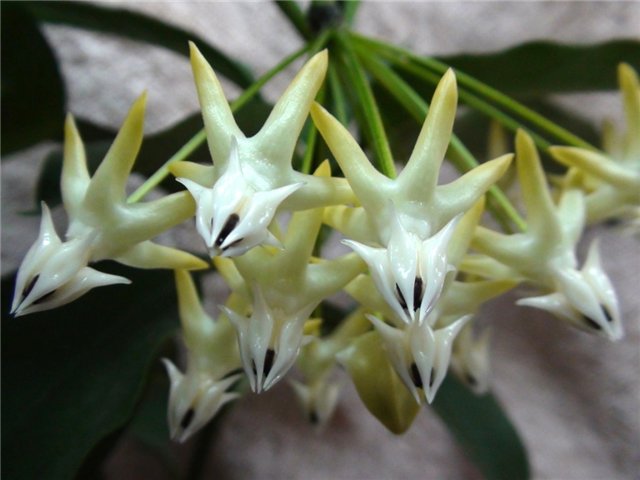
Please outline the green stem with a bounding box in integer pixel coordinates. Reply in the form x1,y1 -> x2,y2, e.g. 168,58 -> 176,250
328,63 -> 349,125
334,33 -> 396,178
394,60 -> 552,151
273,0 -> 313,40
127,43 -> 313,203
352,33 -> 597,151
356,46 -> 526,232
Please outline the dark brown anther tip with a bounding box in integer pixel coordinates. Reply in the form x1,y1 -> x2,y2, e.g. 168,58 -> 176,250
601,305 -> 614,323
396,284 -> 408,311
309,411 -> 320,425
215,213 -> 240,247
180,408 -> 195,430
413,277 -> 423,312
409,363 -> 423,388
263,349 -> 276,377
583,315 -> 602,331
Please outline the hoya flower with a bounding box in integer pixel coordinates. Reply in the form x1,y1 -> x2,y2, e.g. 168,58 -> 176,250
344,211 -> 460,325
450,323 -> 492,395
311,70 -> 511,323
473,131 -> 624,340
163,270 -> 242,442
172,44 -> 354,257
222,284 -> 316,393
367,314 -> 470,404
290,376 -> 341,427
217,163 -> 366,392
311,69 -> 512,245
177,136 -> 302,257
293,309 -> 372,426
12,95 -> 205,316
550,63 -> 640,226
10,204 -> 129,316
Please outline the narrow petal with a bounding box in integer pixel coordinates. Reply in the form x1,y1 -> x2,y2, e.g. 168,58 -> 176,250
169,161 -> 216,186
549,146 -> 640,190
311,102 -> 392,215
115,241 -> 207,271
84,93 -> 147,217
398,69 -> 458,201
61,114 -> 91,220
619,63 -> 640,159
434,154 -> 512,226
15,267 -> 130,317
190,42 -> 243,166
257,50 -> 328,166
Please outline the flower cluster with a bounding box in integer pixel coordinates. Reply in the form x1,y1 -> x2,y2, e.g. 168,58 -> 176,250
11,44 -> 632,439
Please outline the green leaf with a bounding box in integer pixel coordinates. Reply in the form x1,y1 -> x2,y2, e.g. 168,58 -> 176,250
1,4 -> 66,156
439,40 -> 640,94
25,1 -> 255,89
432,376 -> 530,480
1,263 -> 179,480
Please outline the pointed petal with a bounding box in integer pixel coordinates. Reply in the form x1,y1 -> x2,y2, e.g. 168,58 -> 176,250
15,267 -> 130,317
306,253 -> 367,305
257,50 -> 328,166
115,241 -> 207,271
311,102 -> 391,214
170,162 -> 216,186
61,114 -> 91,220
398,69 -> 458,200
447,196 -> 485,268
549,146 -> 640,190
434,154 -> 512,224
11,203 -> 63,313
619,63 -> 640,159
115,192 -> 196,249
556,189 -> 586,247
284,170 -> 355,211
85,93 -> 147,216
515,131 -> 564,241
190,42 -> 243,165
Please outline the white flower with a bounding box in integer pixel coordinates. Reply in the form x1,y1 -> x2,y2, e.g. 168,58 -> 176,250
163,359 -> 241,443
473,131 -> 624,341
517,239 -> 623,341
177,136 -> 302,257
451,323 -> 492,395
12,94 -> 206,316
222,285 -> 316,393
344,211 -> 460,325
367,313 -> 470,404
290,376 -> 341,427
163,270 -> 243,443
11,203 -> 129,316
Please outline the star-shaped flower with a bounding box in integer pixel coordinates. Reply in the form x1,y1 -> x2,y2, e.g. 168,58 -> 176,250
217,162 -> 366,392
163,270 -> 242,443
311,69 -> 511,324
473,130 -> 623,340
171,44 -> 355,257
550,63 -> 640,226
12,95 -> 206,316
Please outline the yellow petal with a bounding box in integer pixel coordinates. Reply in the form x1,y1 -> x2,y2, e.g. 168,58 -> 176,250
61,114 -> 91,220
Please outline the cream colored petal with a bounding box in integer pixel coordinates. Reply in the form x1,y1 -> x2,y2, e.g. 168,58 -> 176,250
115,241 -> 207,271
398,69 -> 458,201
619,63 -> 640,159
556,189 -> 586,247
112,192 -> 195,250
550,146 -> 640,190
84,93 -> 146,218
61,114 -> 91,220
516,130 -> 562,242
169,161 -> 216,186
434,154 -> 512,226
189,42 -> 243,166
311,102 -> 392,214
257,50 -> 328,167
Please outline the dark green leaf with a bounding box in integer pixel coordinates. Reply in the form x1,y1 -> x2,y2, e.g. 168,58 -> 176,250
1,263 -> 179,480
432,376 -> 530,480
25,1 -> 255,89
439,40 -> 640,94
1,4 -> 66,155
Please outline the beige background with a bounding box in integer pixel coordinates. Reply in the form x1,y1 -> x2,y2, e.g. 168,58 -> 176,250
2,2 -> 640,479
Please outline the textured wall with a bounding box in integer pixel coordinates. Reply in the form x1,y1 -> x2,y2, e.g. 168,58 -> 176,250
2,2 -> 640,479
